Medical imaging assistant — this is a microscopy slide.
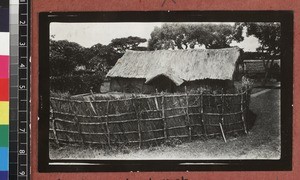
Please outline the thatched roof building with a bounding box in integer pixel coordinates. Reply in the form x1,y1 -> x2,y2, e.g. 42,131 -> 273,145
106,47 -> 242,93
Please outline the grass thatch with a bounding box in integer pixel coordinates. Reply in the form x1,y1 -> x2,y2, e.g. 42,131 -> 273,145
107,48 -> 241,86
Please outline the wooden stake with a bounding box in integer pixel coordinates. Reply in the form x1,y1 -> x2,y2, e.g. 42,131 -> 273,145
161,92 -> 167,140
106,101 -> 111,147
74,115 -> 85,145
185,86 -> 191,141
88,96 -> 97,115
219,123 -> 227,143
200,94 -> 207,136
52,118 -> 60,146
241,92 -> 248,134
132,97 -> 142,149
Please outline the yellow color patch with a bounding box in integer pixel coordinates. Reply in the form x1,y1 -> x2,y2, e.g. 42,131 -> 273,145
0,101 -> 9,125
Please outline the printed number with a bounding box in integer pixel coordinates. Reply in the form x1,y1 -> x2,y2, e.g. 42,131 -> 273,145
20,63 -> 25,68
19,85 -> 26,89
19,171 -> 25,176
20,20 -> 26,25
19,149 -> 25,154
20,128 -> 25,132
20,42 -> 26,46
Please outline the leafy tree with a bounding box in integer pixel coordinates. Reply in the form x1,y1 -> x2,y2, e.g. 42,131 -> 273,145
109,36 -> 147,53
49,40 -> 86,76
148,23 -> 243,50
86,43 -> 121,68
236,22 -> 281,84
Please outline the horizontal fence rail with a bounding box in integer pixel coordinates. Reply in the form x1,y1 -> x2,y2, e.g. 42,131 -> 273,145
49,89 -> 251,148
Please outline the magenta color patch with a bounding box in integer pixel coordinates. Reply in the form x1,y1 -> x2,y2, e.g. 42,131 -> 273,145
0,56 -> 9,79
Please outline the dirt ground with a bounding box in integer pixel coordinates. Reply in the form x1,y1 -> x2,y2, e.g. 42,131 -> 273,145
50,88 -> 281,160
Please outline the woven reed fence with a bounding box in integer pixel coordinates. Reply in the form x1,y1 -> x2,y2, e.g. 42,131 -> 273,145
49,89 -> 251,148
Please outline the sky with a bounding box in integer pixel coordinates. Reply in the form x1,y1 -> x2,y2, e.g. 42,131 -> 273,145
50,22 -> 260,52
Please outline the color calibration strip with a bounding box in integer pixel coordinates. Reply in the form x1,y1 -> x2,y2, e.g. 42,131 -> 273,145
0,0 -> 10,179
9,0 -> 30,179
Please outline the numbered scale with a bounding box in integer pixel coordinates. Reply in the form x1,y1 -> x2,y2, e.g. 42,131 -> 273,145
9,0 -> 30,179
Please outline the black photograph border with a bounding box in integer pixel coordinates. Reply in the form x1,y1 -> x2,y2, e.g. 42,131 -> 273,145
38,11 -> 293,172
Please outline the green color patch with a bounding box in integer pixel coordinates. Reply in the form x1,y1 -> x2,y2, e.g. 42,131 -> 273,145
0,125 -> 8,147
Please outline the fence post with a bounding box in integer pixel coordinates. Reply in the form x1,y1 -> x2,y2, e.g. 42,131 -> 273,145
185,86 -> 192,141
161,92 -> 167,140
52,118 -> 60,146
74,115 -> 85,145
200,93 -> 207,137
219,94 -> 227,142
132,96 -> 142,149
106,101 -> 111,147
69,101 -> 85,145
241,91 -> 248,134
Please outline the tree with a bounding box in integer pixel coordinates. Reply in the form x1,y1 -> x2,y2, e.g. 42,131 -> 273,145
109,36 -> 147,53
49,40 -> 86,76
86,43 -> 121,67
236,22 -> 281,84
148,23 -> 243,50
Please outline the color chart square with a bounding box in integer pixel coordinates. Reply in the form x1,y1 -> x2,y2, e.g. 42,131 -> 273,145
0,55 -> 9,79
0,101 -> 9,125
0,148 -> 8,171
0,125 -> 8,147
0,171 -> 8,180
0,79 -> 9,101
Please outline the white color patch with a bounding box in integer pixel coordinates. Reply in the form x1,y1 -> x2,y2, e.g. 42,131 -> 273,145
0,32 -> 9,55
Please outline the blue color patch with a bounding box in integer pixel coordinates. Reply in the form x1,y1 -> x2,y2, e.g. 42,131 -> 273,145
0,148 -> 8,171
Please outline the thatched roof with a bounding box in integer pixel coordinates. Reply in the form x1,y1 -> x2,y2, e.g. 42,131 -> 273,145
106,47 -> 241,86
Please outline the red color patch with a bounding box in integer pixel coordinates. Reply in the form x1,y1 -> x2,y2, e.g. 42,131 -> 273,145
0,79 -> 9,101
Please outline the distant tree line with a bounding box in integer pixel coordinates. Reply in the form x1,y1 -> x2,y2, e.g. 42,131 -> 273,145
50,36 -> 147,94
50,22 -> 280,94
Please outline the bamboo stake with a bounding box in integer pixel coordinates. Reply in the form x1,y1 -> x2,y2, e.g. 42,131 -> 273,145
88,96 -> 97,115
220,94 -> 227,143
154,96 -> 159,110
221,94 -> 225,125
241,92 -> 248,134
74,115 -> 85,145
52,118 -> 60,146
132,96 -> 142,149
200,93 -> 207,136
185,86 -> 192,141
105,101 -> 111,147
219,123 -> 227,143
67,101 -> 85,145
161,92 -> 167,140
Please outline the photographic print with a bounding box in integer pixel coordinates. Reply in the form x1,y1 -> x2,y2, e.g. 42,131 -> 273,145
38,11 -> 292,171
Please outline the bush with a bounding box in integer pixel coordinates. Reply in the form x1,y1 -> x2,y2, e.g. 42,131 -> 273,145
50,73 -> 103,95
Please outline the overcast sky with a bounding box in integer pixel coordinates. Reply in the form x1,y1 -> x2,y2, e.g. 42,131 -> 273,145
50,22 -> 260,52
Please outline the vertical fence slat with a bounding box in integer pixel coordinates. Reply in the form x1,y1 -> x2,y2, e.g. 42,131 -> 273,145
132,97 -> 142,149
52,118 -> 60,146
219,123 -> 227,143
185,86 -> 191,141
241,91 -> 248,134
106,101 -> 111,147
74,115 -> 85,145
221,94 -> 224,124
220,94 -> 227,142
161,92 -> 167,140
200,94 -> 207,136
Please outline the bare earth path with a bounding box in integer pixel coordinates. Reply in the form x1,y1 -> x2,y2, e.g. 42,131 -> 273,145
50,89 -> 281,160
